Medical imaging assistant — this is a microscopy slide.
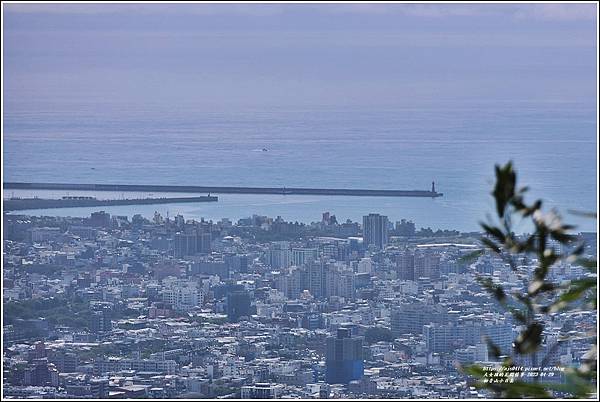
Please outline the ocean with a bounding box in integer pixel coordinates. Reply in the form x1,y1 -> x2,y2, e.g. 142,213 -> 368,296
3,102 -> 597,232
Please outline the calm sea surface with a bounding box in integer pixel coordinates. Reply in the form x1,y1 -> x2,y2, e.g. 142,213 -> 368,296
3,102 -> 597,232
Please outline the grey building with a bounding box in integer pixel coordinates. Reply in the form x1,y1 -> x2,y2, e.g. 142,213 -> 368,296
363,214 -> 389,249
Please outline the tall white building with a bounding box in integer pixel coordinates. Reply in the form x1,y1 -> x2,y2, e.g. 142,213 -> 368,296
161,279 -> 201,311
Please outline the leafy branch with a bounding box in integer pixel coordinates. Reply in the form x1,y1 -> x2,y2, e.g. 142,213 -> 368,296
461,161 -> 597,398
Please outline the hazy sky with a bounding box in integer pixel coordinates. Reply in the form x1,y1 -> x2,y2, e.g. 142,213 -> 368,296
3,2 -> 598,110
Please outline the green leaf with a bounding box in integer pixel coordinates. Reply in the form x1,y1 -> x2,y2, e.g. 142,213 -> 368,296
558,278 -> 597,303
492,162 -> 517,219
575,258 -> 597,273
484,337 -> 503,359
513,293 -> 533,311
550,231 -> 577,244
480,222 -> 506,243
461,364 -> 486,378
466,162 -> 596,398
481,237 -> 501,254
477,277 -> 506,303
528,280 -> 556,296
514,322 -> 543,354
522,199 -> 543,217
502,381 -> 552,398
508,308 -> 527,324
458,249 -> 484,264
570,244 -> 585,257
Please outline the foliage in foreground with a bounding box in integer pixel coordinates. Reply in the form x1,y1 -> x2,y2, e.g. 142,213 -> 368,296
461,162 -> 597,398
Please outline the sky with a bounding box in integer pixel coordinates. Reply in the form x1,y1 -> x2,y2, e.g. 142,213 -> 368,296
2,2 -> 598,110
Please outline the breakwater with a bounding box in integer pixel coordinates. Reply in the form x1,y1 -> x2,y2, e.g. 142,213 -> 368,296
4,195 -> 218,211
4,182 -> 443,198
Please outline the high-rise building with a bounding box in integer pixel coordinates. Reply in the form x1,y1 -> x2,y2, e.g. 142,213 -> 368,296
423,320 -> 512,354
362,214 -> 389,249
90,211 -> 111,228
225,253 -> 248,273
191,258 -> 229,279
414,250 -> 441,280
391,302 -> 448,336
307,260 -> 325,299
325,327 -> 364,384
396,252 -> 415,280
454,343 -> 489,364
274,266 -> 307,300
227,290 -> 253,322
267,241 -> 292,269
174,232 -> 197,258
196,230 -> 212,254
89,306 -> 113,334
324,263 -> 356,300
291,248 -> 319,267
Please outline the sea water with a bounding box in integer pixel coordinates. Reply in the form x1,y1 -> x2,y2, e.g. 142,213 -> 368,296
3,102 -> 597,232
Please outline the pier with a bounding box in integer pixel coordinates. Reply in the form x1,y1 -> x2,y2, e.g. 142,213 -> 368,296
3,182 -> 444,198
4,195 -> 218,211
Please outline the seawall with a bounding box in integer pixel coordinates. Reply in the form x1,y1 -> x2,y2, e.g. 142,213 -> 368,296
4,195 -> 218,211
4,182 -> 444,198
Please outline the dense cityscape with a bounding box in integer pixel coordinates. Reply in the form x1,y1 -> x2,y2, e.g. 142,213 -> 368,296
2,209 -> 596,399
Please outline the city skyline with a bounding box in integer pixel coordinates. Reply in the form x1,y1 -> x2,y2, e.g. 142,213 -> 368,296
3,204 -> 596,398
